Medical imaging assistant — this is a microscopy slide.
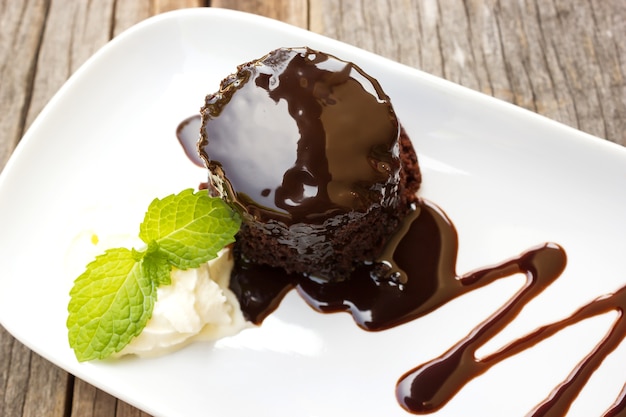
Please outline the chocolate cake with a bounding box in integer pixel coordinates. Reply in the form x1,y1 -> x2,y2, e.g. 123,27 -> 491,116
198,47 -> 421,282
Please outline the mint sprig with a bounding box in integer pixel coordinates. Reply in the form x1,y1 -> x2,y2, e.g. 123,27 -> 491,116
67,189 -> 241,361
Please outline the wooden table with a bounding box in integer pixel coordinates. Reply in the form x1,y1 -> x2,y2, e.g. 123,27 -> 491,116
1,1 -> 624,416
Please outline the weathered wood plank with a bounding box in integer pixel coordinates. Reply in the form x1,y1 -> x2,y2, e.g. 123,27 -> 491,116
114,0 -> 205,36
112,1 -> 152,36
20,354 -> 70,417
0,0 -> 48,169
1,330 -> 69,417
115,400 -> 155,417
153,0 -> 206,13
1,326 -> 32,417
70,378 -> 150,416
211,0 -> 307,28
69,379 -> 117,416
23,0 -> 115,128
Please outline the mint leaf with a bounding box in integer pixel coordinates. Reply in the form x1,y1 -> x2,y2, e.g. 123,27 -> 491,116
139,189 -> 241,269
67,248 -> 156,361
67,189 -> 241,361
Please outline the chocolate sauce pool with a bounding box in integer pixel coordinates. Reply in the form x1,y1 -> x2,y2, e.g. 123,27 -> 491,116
178,115 -> 626,416
175,114 -> 204,167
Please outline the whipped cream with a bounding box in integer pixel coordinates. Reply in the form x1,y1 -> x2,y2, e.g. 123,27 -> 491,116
115,248 -> 249,357
65,207 -> 249,358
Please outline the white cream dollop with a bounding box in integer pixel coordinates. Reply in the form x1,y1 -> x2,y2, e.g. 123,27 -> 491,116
65,204 -> 250,359
115,248 -> 249,357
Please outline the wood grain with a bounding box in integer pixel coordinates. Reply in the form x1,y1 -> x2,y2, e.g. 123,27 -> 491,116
0,0 -> 624,416
212,0 -> 307,27
0,0 -> 48,168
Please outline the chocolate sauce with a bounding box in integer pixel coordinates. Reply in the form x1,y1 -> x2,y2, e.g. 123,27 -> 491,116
227,198 -> 626,416
175,114 -> 204,167
604,384 -> 626,417
389,214 -> 626,416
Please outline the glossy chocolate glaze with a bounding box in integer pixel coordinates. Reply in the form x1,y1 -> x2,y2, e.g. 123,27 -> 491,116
175,114 -> 204,167
198,47 -> 401,225
195,47 -> 418,282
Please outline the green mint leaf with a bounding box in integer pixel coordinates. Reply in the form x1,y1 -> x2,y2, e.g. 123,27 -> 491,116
139,189 -> 241,269
67,189 -> 241,361
67,248 -> 156,361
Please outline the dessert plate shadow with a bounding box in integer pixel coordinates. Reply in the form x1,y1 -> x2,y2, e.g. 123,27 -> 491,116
1,7 -> 625,417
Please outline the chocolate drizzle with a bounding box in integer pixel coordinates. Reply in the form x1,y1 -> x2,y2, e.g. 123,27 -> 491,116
394,231 -> 626,416
523,288 -> 626,416
226,198 -> 626,416
175,114 -> 204,167
604,384 -> 626,417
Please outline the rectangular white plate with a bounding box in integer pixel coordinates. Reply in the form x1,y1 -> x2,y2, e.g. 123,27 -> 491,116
1,8 -> 625,417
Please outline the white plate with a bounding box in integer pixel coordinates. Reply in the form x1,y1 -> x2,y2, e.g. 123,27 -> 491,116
1,8 -> 625,417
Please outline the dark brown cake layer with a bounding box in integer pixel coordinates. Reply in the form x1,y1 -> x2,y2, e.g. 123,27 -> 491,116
199,47 -> 421,281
